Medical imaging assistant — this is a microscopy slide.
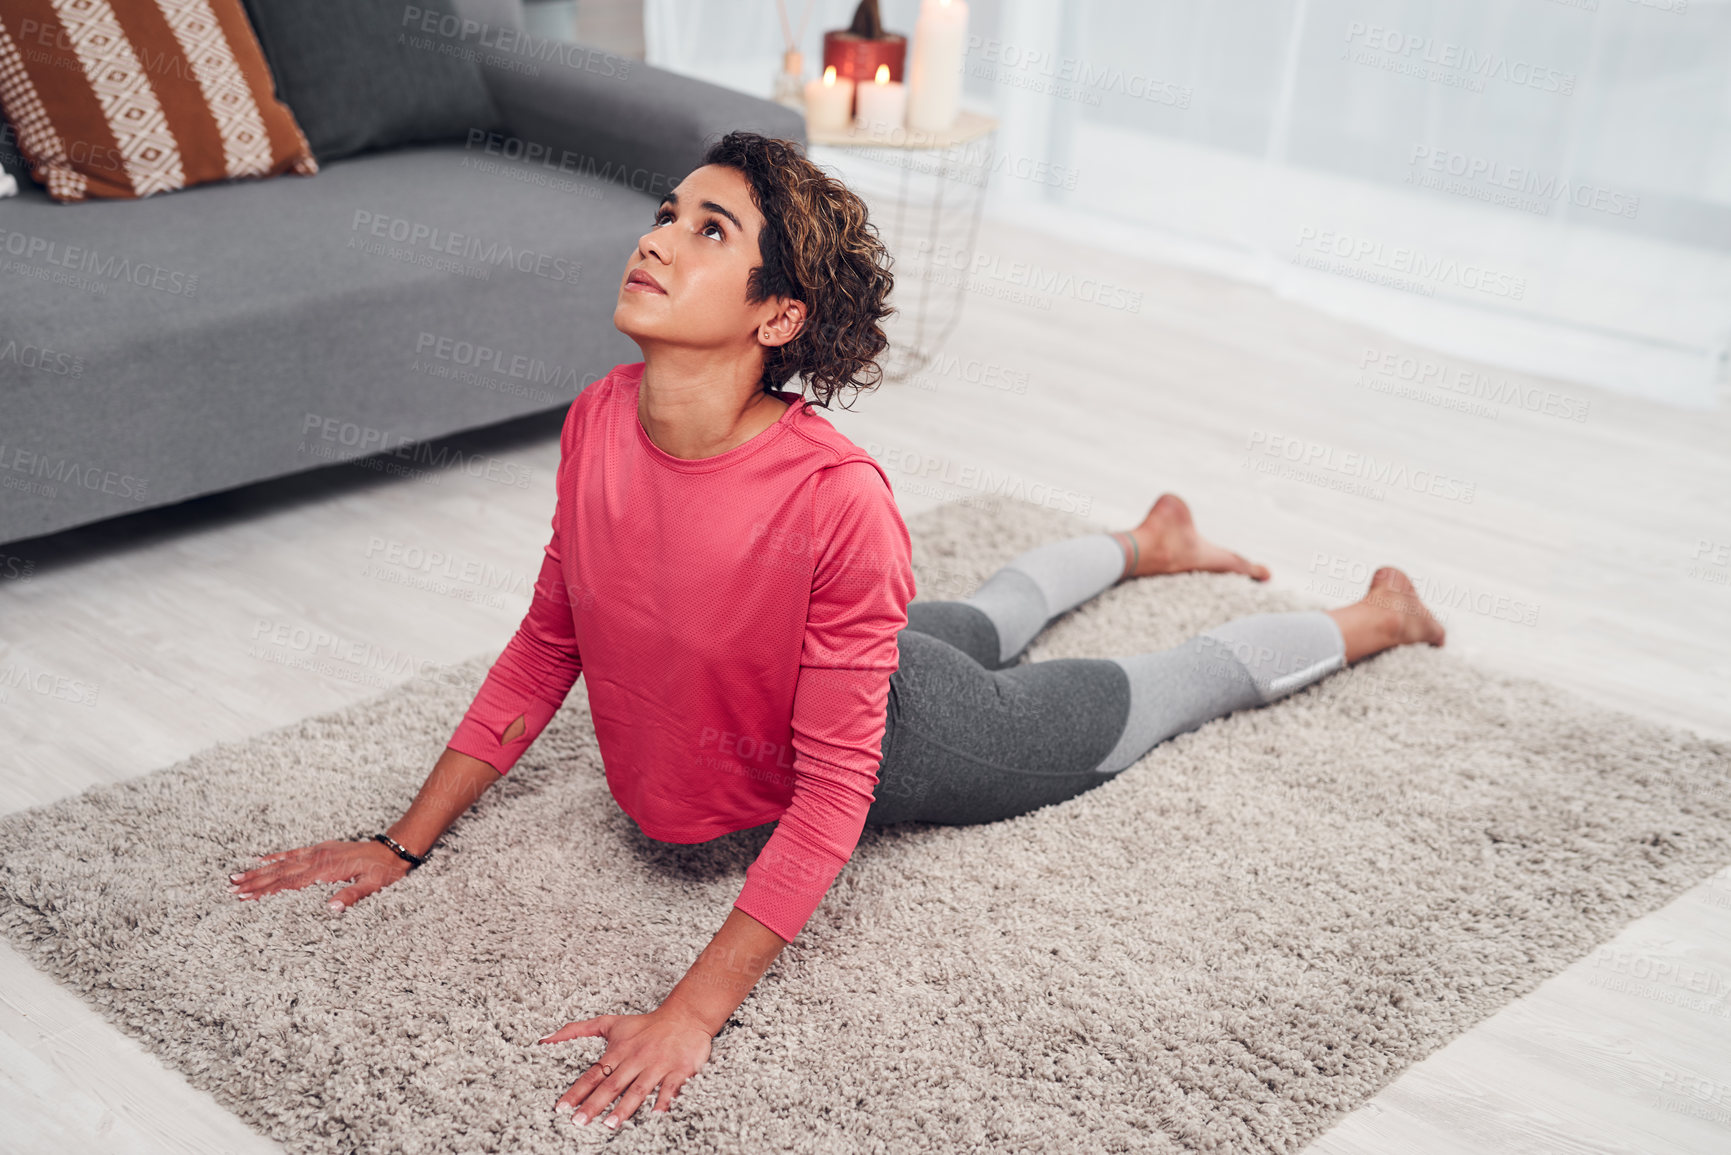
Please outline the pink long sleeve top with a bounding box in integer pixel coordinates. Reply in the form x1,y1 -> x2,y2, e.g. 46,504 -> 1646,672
444,361 -> 917,943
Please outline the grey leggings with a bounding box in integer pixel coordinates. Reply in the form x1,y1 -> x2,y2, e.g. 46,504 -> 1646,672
865,531 -> 1347,826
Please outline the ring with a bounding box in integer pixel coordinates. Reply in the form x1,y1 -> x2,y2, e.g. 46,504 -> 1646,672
601,1064 -> 614,1076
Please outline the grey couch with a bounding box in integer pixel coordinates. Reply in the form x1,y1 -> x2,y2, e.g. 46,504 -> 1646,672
0,0 -> 803,546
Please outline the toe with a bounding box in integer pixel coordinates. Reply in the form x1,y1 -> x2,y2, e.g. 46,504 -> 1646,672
1231,552 -> 1270,581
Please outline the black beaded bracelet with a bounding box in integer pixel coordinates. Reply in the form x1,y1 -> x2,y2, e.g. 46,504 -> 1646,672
373,832 -> 425,870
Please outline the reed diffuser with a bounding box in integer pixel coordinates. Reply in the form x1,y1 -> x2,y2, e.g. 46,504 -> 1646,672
772,0 -> 818,109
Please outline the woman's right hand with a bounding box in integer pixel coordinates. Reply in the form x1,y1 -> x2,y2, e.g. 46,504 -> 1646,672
227,839 -> 413,911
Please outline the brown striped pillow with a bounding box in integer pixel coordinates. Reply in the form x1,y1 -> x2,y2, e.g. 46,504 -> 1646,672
0,0 -> 317,202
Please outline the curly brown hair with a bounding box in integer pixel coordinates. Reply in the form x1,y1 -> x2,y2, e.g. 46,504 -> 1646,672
698,131 -> 896,410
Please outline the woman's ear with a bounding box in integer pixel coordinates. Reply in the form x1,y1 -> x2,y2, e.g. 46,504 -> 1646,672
758,298 -> 806,348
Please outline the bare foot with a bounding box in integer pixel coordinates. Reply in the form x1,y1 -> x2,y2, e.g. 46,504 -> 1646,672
1111,493 -> 1270,582
1326,566 -> 1447,663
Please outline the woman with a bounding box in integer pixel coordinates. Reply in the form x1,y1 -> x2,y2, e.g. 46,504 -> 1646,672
227,132 -> 1444,1131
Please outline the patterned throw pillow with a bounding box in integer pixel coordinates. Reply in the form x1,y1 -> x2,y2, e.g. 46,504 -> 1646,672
0,0 -> 317,202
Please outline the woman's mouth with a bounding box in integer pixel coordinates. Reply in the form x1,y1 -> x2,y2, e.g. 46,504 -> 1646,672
625,269 -> 666,294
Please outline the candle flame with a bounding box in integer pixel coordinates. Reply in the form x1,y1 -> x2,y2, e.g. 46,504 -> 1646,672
875,63 -> 889,84
823,65 -> 836,85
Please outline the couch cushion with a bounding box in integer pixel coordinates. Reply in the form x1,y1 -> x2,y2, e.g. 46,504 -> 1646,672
238,0 -> 501,162
0,140 -> 652,543
0,0 -> 317,201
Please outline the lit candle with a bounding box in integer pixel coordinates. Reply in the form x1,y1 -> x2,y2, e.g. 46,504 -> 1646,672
804,65 -> 855,133
907,0 -> 968,134
854,63 -> 907,136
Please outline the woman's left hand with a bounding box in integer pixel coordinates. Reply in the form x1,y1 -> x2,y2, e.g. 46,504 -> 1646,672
541,1006 -> 714,1129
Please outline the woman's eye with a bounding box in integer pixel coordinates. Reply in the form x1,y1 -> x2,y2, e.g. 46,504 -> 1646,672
652,210 -> 722,239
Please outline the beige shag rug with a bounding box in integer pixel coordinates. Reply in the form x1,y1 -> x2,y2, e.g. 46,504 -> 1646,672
4,500 -> 1730,1154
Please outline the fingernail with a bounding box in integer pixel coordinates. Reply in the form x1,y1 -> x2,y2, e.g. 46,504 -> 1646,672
554,1102 -> 572,1115
328,900 -> 342,911
574,1113 -> 588,1126
229,874 -> 243,882
605,1115 -> 619,1130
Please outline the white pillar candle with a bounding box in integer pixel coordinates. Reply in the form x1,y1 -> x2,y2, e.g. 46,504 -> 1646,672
804,65 -> 855,133
854,63 -> 907,135
907,0 -> 968,134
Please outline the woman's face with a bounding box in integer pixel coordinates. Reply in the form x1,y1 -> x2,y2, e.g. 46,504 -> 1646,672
614,164 -> 803,357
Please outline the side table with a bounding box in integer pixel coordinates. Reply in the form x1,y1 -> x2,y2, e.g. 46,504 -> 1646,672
804,110 -> 1001,384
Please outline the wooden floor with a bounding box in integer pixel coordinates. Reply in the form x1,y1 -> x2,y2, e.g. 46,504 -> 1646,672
1,206 -> 1728,1152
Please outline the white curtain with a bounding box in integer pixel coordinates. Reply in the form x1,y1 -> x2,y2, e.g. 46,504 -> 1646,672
646,0 -> 1731,407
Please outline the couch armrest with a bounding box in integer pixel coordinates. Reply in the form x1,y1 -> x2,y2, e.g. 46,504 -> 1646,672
478,48 -> 807,196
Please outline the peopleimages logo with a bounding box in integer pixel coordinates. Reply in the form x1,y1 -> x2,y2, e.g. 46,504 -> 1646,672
400,6 -> 632,76
910,351 -> 1030,396
0,337 -> 83,377
1689,538 -> 1730,587
362,535 -> 536,602
11,17 -> 206,86
1307,551 -> 1539,627
1343,21 -> 1576,95
0,662 -> 100,708
865,441 -> 1093,515
463,130 -> 670,200
1294,227 -> 1527,301
0,442 -> 149,502
964,36 -> 1192,109
414,332 -> 583,390
247,617 -> 483,693
0,226 -> 199,296
298,413 -> 534,488
349,211 -> 579,284
1358,347 -> 1591,423
911,239 -> 1143,313
1407,146 -> 1640,220
1244,429 -> 1477,503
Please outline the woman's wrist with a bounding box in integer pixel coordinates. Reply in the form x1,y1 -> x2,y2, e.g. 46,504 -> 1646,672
371,832 -> 425,869
365,836 -> 416,873
382,746 -> 503,860
381,823 -> 434,860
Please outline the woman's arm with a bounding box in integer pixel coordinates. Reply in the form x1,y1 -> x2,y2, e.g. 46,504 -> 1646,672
229,745 -> 507,907
386,746 -> 507,858
730,460 -> 915,941
659,907 -> 789,1032
445,398 -> 588,773
543,908 -> 788,1129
